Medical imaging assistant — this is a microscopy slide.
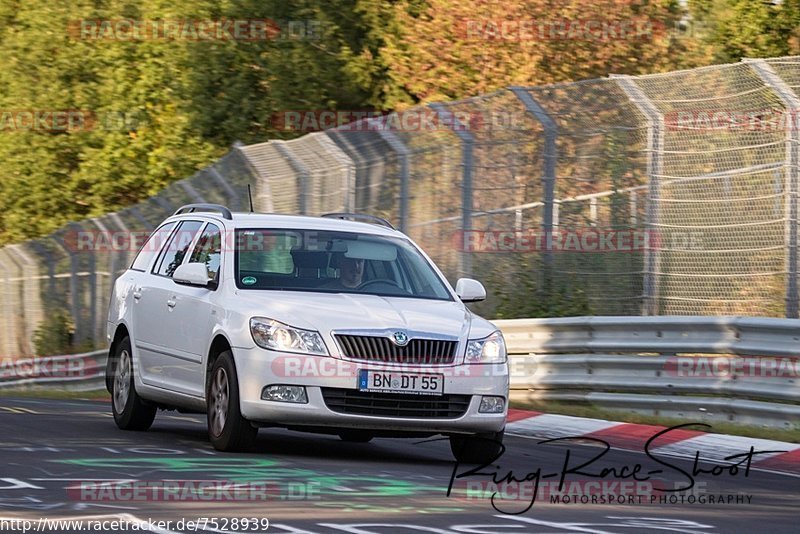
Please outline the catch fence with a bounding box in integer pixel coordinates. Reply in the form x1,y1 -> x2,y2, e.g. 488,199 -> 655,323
2,56 -> 799,357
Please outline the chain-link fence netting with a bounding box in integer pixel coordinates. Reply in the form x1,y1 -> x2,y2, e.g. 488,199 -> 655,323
2,56 -> 800,357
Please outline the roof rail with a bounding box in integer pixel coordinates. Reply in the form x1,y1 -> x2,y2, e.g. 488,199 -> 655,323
174,203 -> 233,220
321,212 -> 396,230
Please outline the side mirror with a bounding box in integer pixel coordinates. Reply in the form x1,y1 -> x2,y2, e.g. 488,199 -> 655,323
455,278 -> 486,303
173,263 -> 211,288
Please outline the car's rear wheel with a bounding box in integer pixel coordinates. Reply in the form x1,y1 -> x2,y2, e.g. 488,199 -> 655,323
449,429 -> 504,464
338,431 -> 373,443
207,350 -> 258,452
111,336 -> 156,431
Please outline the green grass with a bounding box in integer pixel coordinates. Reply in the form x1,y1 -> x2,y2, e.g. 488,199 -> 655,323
511,399 -> 800,444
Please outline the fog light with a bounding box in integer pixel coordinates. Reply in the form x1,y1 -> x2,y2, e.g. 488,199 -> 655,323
261,385 -> 308,403
479,396 -> 505,413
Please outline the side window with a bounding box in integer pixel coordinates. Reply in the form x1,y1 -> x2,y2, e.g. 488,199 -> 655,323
131,222 -> 177,272
189,223 -> 222,282
237,231 -> 297,274
153,220 -> 204,278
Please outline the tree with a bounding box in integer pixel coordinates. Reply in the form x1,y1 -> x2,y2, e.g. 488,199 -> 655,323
688,0 -> 800,63
0,0 -> 389,243
378,0 -> 685,105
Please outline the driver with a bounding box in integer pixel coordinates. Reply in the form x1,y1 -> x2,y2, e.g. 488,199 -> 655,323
324,254 -> 365,289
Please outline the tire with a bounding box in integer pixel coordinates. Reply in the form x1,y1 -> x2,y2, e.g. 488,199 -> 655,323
449,429 -> 505,464
111,336 -> 157,431
207,350 -> 258,452
338,431 -> 373,443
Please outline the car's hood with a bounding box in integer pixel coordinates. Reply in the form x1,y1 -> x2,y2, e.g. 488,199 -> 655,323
232,290 -> 495,340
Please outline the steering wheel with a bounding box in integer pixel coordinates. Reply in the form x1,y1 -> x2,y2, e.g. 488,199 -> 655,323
358,278 -> 404,291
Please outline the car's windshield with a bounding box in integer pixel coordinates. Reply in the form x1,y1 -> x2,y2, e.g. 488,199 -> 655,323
234,229 -> 452,300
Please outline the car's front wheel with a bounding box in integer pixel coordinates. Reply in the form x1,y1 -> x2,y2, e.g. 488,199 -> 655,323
449,429 -> 505,464
207,350 -> 258,452
111,336 -> 156,431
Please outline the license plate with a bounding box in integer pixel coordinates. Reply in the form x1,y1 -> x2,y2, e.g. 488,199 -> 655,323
358,370 -> 444,396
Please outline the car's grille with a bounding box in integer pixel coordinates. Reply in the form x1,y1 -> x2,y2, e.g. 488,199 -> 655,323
321,388 -> 471,419
335,335 -> 457,364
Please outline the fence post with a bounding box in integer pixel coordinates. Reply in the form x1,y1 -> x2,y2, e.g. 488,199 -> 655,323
314,132 -> 357,213
178,180 -> 206,203
613,75 -> 664,316
274,141 -> 310,215
52,229 -> 84,346
429,103 -> 474,278
90,218 -> 114,346
128,207 -> 152,231
374,126 -> 411,233
746,58 -> 800,319
7,245 -> 42,356
152,196 -> 174,215
509,87 -> 557,274
0,250 -> 18,356
234,142 -> 276,212
208,161 -> 242,211
108,212 -> 136,269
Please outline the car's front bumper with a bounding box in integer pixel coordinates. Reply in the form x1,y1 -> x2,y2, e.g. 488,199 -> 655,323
232,346 -> 508,435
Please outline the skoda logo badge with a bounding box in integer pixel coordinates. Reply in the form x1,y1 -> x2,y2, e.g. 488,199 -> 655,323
392,331 -> 409,346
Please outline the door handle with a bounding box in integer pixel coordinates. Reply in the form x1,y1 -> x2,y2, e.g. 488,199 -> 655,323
132,290 -> 142,301
166,298 -> 177,309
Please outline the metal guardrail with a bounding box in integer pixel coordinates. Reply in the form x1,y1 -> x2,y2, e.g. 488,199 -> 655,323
2,317 -> 799,429
496,316 -> 800,429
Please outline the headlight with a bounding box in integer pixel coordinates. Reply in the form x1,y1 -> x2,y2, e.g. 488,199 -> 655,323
249,317 -> 329,356
465,331 -> 507,364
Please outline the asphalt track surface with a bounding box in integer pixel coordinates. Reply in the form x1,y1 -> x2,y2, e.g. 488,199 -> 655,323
0,397 -> 797,533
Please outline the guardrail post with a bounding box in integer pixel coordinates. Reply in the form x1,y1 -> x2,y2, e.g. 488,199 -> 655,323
746,59 -> 800,318
374,126 -> 411,233
429,103 -> 474,278
613,75 -> 664,316
509,87 -> 557,275
274,141 -> 310,215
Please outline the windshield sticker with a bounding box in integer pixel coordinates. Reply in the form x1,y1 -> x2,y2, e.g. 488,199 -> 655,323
242,276 -> 257,285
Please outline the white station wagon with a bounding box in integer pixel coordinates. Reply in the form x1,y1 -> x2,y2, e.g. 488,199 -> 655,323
106,204 -> 509,462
